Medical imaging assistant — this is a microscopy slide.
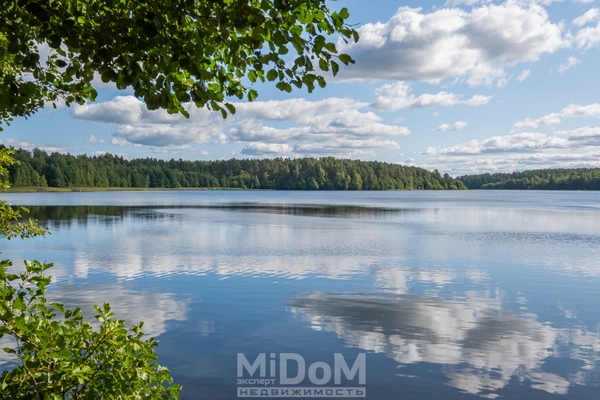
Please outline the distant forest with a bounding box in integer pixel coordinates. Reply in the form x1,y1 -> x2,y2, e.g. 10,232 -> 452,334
6,148 -> 467,190
458,168 -> 600,190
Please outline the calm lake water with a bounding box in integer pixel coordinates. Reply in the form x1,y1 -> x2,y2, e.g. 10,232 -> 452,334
1,190 -> 600,399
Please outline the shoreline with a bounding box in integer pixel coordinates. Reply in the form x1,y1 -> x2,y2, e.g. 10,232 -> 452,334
5,187 -> 243,193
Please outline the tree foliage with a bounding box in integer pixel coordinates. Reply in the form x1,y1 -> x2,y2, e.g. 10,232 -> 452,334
0,147 -> 47,239
0,0 -> 357,126
8,148 -> 468,190
458,168 -> 600,190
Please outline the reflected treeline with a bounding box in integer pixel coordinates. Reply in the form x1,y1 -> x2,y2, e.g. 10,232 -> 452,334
17,203 -> 409,226
288,292 -> 600,398
19,206 -> 179,229
24,205 -> 129,221
205,203 -> 409,219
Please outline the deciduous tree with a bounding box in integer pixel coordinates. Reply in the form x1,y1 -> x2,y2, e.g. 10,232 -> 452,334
0,0 -> 357,126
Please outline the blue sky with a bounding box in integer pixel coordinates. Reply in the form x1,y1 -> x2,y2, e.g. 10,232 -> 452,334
3,0 -> 600,175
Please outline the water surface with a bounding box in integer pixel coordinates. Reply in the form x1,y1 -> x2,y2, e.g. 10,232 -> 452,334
1,191 -> 599,399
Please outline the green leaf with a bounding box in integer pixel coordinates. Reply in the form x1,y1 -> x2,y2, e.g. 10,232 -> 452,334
248,70 -> 258,83
58,348 -> 71,359
248,89 -> 258,102
318,58 -> 328,72
275,82 -> 292,93
225,103 -> 236,115
331,61 -> 339,77
338,54 -> 354,65
266,69 -> 278,81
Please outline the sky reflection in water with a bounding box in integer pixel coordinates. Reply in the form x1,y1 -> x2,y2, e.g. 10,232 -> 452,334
1,191 -> 599,399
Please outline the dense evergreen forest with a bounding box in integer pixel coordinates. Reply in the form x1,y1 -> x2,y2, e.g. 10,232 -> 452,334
6,148 -> 467,190
458,168 -> 600,190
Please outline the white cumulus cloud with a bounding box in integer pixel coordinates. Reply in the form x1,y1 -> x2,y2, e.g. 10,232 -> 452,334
240,143 -> 293,156
74,95 -> 407,159
229,98 -> 408,158
425,132 -> 568,155
437,123 -> 451,132
573,8 -> 600,26
513,102 -> 600,129
337,3 -> 567,86
87,135 -> 104,145
517,69 -> 531,81
73,96 -> 228,148
558,56 -> 581,73
371,82 -> 492,111
575,20 -> 600,48
423,127 -> 600,174
436,121 -> 468,131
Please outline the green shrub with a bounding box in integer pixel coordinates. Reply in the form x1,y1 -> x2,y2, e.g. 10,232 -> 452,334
0,258 -> 181,399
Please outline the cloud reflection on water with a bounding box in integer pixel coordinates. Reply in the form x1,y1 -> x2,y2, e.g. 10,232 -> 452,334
0,284 -> 190,367
288,292 -> 600,398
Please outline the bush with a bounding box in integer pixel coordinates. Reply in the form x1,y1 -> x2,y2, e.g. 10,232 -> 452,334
0,258 -> 181,399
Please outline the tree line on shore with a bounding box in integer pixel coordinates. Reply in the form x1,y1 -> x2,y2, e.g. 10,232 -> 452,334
458,168 -> 600,190
7,148 -> 467,190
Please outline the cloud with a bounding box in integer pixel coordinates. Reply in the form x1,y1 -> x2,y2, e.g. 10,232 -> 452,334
114,124 -> 226,147
230,100 -> 408,158
337,3 -> 567,86
111,137 -> 129,146
436,121 -> 468,131
575,20 -> 600,49
558,56 -> 581,73
513,102 -> 600,129
423,150 -> 600,175
74,95 -> 407,159
87,135 -> 104,145
452,121 -> 468,130
517,69 -> 531,81
73,96 -> 228,147
423,127 -> 600,174
573,8 -> 600,26
293,138 -> 401,158
235,97 -> 366,124
424,132 -> 569,155
445,0 -> 492,5
240,143 -> 293,156
0,138 -> 66,154
73,96 -> 143,124
561,103 -> 600,117
371,82 -> 492,111
512,113 -> 562,129
565,126 -> 600,145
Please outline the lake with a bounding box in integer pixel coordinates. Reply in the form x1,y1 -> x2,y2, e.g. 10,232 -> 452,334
1,190 -> 599,399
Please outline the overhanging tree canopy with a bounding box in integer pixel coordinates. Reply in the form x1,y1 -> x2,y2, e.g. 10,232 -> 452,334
0,0 -> 357,126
